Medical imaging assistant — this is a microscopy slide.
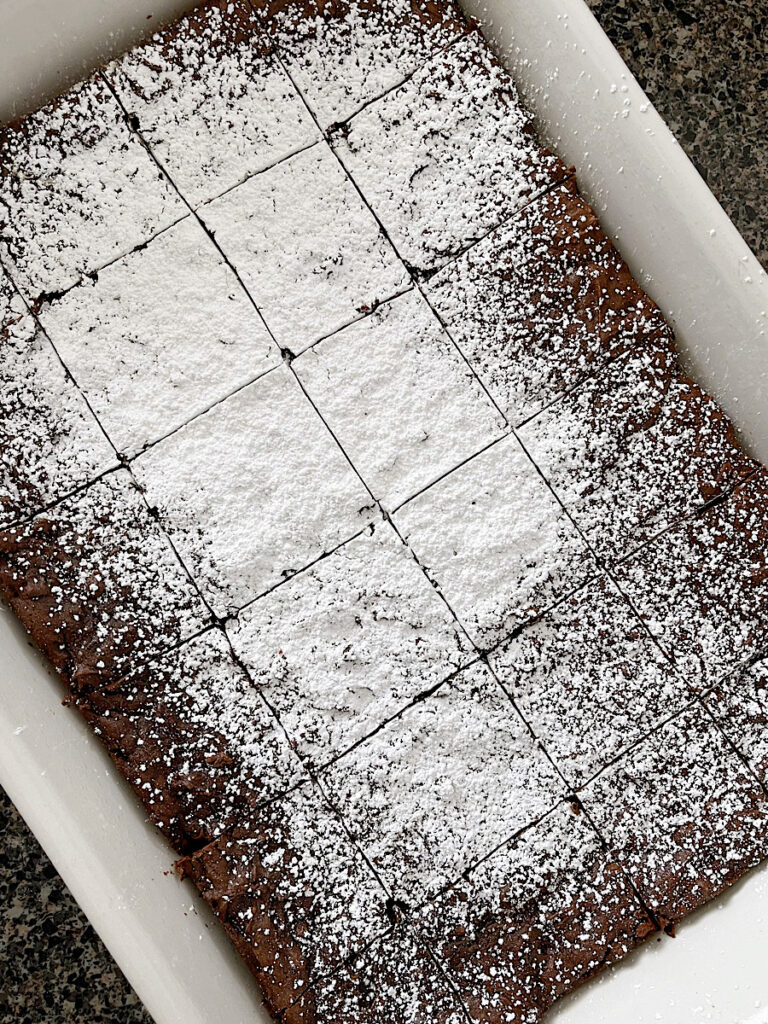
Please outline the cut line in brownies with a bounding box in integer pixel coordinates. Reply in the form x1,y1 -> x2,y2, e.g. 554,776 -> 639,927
1,1 -> 767,1023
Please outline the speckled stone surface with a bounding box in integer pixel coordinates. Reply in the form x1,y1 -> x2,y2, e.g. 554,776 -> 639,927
0,2 -> 765,1021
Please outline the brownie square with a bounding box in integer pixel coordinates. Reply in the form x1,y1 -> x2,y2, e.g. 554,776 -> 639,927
489,575 -> 690,788
0,75 -> 184,300
393,432 -> 595,648
131,365 -> 374,617
199,142 -> 408,352
614,469 -> 768,685
0,470 -> 208,689
258,0 -> 469,127
424,177 -> 672,423
293,289 -> 506,508
177,781 -> 389,1017
0,267 -> 115,526
321,661 -> 563,906
106,0 -> 318,207
707,657 -> 768,785
70,628 -> 303,853
333,32 -> 568,272
414,801 -> 656,1023
580,704 -> 768,932
39,215 -> 279,457
283,924 -> 468,1024
228,518 -> 473,769
520,345 -> 755,563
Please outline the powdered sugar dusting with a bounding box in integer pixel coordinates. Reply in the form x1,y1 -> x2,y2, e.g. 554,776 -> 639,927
106,0 -> 319,207
228,518 -> 473,768
0,75 -> 184,299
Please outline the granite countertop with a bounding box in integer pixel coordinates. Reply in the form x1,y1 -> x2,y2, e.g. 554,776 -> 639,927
1,2 -> 766,1021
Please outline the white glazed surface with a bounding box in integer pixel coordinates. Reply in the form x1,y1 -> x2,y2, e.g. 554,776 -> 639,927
1,1 -> 768,1023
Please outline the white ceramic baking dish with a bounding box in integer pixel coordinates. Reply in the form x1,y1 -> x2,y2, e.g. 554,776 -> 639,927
1,1 -> 768,1022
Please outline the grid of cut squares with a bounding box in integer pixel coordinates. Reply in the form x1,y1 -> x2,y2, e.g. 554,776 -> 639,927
424,177 -> 675,424
320,660 -> 564,907
413,800 -> 655,1024
177,780 -> 391,1018
131,365 -> 374,618
293,288 -> 507,508
520,344 -> 757,564
0,75 -> 184,299
580,703 -> 768,931
38,215 -> 280,457
0,469 -> 209,689
71,627 -> 304,853
489,575 -> 691,789
332,32 -> 568,271
105,0 -> 319,207
199,142 -> 408,353
0,267 -> 115,526
393,432 -> 595,649
256,0 -> 469,128
614,469 -> 768,687
228,517 -> 474,769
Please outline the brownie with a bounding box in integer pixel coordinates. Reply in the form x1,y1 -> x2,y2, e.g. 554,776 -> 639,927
228,518 -> 473,769
198,142 -> 407,353
293,289 -> 506,508
414,801 -> 656,1023
332,31 -> 569,272
489,575 -> 690,788
176,781 -> 389,1017
393,432 -> 595,648
106,0 -> 318,207
707,657 -> 768,785
321,661 -> 563,906
38,215 -> 279,457
0,470 -> 208,690
0,75 -> 183,300
0,267 -> 115,526
614,469 -> 768,685
69,628 -> 303,854
580,703 -> 768,932
424,177 -> 673,424
131,365 -> 374,617
257,0 -> 469,127
282,924 -> 468,1024
520,343 -> 756,563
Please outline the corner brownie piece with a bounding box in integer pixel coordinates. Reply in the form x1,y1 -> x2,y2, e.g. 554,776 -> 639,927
614,469 -> 768,685
177,781 -> 389,1017
580,703 -> 768,932
333,32 -> 568,272
199,142 -> 407,353
258,0 -> 469,127
0,75 -> 184,300
424,177 -> 672,424
707,657 -> 768,785
38,215 -> 279,457
414,801 -> 655,1023
0,267 -> 115,526
283,924 -> 468,1024
0,470 -> 208,689
70,628 -> 303,854
393,433 -> 594,648
489,575 -> 690,788
321,661 -> 563,906
520,344 -> 756,563
106,0 -> 318,207
228,518 -> 473,769
293,289 -> 506,509
131,365 -> 373,617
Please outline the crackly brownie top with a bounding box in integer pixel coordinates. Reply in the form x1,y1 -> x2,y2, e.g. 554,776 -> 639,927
106,0 -> 318,206
0,76 -> 183,299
